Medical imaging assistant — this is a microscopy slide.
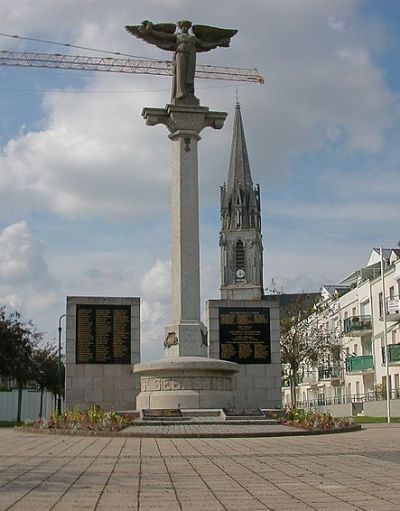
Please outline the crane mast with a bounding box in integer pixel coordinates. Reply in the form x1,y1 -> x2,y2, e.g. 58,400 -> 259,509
0,50 -> 264,84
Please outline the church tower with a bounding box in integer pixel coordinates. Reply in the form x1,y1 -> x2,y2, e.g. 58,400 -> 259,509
220,102 -> 264,300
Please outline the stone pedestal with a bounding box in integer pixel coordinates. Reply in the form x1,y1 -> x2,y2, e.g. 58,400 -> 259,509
207,298 -> 282,409
134,357 -> 238,409
65,296 -> 141,411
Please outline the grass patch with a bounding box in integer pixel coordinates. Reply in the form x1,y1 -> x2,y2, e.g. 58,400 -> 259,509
353,416 -> 400,424
0,421 -> 19,427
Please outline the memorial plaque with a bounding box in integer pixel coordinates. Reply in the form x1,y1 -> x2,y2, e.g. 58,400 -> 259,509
222,408 -> 264,417
219,308 -> 271,364
76,304 -> 131,364
141,409 -> 183,421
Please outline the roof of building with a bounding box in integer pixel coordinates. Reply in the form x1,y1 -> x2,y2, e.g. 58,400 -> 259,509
321,285 -> 351,297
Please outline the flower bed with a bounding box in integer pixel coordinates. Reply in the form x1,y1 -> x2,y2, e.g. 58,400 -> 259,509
279,407 -> 353,430
25,405 -> 136,433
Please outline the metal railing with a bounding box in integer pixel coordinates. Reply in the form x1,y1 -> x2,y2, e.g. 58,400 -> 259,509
296,389 -> 400,409
385,296 -> 400,317
317,366 -> 341,380
343,315 -> 372,334
345,355 -> 374,372
382,344 -> 400,364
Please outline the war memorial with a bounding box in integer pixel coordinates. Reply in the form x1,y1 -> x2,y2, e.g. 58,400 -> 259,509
64,20 -> 281,413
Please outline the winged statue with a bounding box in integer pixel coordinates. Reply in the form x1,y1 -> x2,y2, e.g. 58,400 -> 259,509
125,20 -> 238,104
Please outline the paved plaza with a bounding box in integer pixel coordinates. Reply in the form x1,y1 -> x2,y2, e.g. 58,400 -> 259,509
0,425 -> 399,511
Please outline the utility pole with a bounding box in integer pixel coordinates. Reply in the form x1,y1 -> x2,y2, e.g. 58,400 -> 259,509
380,247 -> 391,424
57,313 -> 66,415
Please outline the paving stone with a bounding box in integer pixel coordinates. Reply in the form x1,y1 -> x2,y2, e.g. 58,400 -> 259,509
0,425 -> 399,510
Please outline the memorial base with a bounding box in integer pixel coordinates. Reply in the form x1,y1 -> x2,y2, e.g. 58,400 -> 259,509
133,356 -> 239,410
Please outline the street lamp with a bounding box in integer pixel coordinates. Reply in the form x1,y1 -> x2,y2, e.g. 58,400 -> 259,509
380,247 -> 391,424
57,313 -> 66,415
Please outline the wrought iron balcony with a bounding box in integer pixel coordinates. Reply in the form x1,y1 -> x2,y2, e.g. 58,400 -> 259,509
384,296 -> 400,322
343,315 -> 372,337
345,355 -> 374,373
318,365 -> 341,380
382,344 -> 400,364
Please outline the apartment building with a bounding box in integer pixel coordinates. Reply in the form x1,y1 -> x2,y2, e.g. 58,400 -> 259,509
282,248 -> 400,414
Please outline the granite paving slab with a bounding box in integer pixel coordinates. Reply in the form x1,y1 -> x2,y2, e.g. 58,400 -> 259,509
0,425 -> 399,510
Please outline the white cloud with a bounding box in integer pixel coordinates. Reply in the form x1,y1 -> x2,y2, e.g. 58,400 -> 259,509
0,222 -> 59,314
139,260 -> 171,360
328,17 -> 345,32
0,221 -> 46,282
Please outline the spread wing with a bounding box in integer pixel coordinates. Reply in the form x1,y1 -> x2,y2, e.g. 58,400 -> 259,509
125,22 -> 177,51
192,25 -> 238,44
152,23 -> 176,34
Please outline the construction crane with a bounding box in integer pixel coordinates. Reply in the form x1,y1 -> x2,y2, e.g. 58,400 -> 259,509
0,50 -> 264,84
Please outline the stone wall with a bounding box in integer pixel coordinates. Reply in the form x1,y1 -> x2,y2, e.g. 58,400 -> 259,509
65,296 -> 140,411
207,298 -> 281,409
363,399 -> 400,417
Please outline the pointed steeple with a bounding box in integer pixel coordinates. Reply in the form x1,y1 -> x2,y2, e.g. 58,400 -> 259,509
219,102 -> 264,300
225,102 -> 253,197
221,102 -> 261,231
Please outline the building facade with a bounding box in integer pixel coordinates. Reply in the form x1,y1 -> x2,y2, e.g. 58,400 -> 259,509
282,248 -> 400,415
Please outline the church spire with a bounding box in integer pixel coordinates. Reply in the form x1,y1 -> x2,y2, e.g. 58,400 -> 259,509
225,102 -> 254,197
219,103 -> 264,300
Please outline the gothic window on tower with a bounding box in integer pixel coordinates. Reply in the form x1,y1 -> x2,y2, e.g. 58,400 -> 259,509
235,240 -> 245,279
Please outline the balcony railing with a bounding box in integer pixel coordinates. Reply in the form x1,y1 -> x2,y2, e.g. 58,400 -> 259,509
343,315 -> 372,336
382,344 -> 400,364
345,355 -> 374,372
318,365 -> 341,380
296,389 -> 400,408
384,296 -> 400,321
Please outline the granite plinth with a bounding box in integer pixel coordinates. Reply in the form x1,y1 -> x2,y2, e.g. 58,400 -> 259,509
133,356 -> 239,410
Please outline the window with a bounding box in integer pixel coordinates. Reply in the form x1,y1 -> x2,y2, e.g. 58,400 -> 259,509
390,286 -> 395,299
235,240 -> 245,272
378,292 -> 383,317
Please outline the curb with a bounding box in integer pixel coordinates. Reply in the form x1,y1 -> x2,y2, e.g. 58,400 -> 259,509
16,424 -> 362,439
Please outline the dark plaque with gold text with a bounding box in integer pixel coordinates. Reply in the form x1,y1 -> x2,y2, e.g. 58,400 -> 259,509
219,308 -> 271,364
76,305 -> 131,364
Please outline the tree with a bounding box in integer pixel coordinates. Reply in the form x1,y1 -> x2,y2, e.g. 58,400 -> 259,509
0,307 -> 42,421
32,344 -> 63,418
280,294 -> 340,407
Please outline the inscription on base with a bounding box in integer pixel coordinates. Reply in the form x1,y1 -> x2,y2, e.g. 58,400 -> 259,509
76,304 -> 131,364
219,308 -> 271,364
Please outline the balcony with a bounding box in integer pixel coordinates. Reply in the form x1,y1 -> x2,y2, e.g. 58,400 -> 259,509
343,315 -> 372,337
384,297 -> 400,322
345,355 -> 374,373
318,365 -> 341,380
382,344 -> 400,364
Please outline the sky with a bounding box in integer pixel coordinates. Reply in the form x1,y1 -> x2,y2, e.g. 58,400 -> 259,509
0,0 -> 400,361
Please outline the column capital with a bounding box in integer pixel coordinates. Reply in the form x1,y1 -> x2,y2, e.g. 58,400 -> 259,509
142,104 -> 227,135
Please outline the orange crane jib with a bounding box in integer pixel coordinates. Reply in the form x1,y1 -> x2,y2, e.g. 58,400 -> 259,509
0,50 -> 264,84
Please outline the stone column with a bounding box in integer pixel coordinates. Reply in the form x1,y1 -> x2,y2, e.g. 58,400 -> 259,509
142,104 -> 227,358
